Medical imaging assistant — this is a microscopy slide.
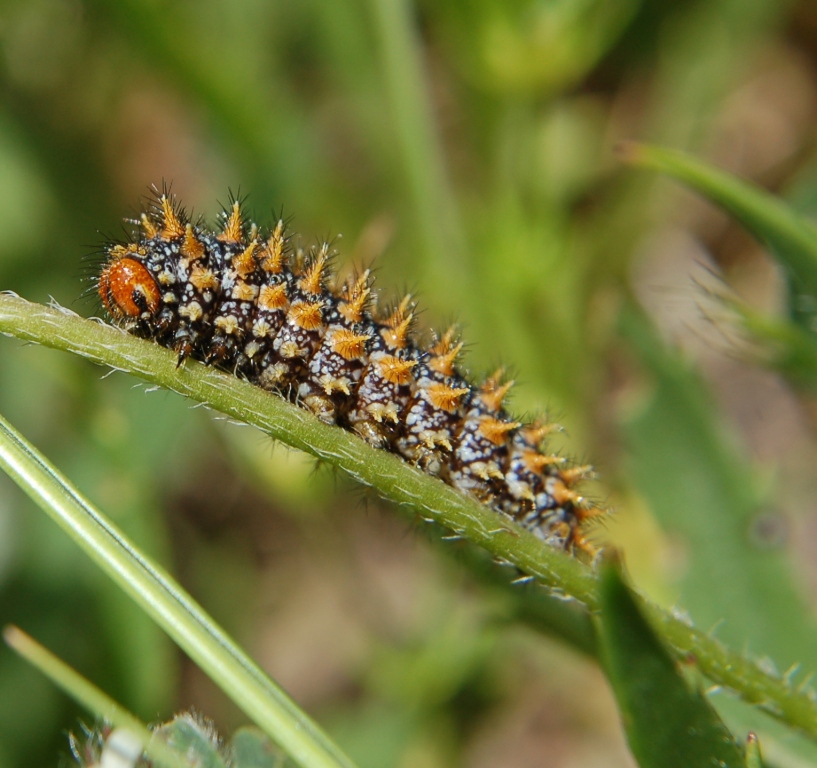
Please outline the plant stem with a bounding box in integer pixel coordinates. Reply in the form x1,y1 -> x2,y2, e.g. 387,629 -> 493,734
0,409 -> 355,768
368,0 -> 466,275
1,292 -> 816,740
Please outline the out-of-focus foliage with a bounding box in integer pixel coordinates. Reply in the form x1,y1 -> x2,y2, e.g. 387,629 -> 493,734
2,0 -> 817,766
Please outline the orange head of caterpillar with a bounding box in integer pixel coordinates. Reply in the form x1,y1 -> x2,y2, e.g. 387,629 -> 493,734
98,252 -> 161,320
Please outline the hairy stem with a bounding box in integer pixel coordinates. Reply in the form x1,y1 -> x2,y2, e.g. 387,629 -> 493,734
2,292 -> 816,740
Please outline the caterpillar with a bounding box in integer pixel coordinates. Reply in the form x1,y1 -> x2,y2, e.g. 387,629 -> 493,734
96,190 -> 602,554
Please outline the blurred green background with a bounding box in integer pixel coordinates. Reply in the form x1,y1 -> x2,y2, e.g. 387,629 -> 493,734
2,0 -> 817,766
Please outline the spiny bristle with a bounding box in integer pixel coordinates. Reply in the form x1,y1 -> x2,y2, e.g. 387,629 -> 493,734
260,221 -> 287,273
429,327 -> 458,356
160,195 -> 186,239
218,201 -> 244,243
381,295 -> 415,350
299,244 -> 331,295
259,283 -> 289,310
289,300 -> 324,331
427,382 -> 470,412
383,294 -> 414,327
233,240 -> 258,278
379,356 -> 417,385
479,416 -> 522,445
182,225 -> 205,260
339,270 -> 372,323
480,371 -> 514,412
523,451 -> 566,473
140,213 -> 158,239
190,265 -> 219,291
429,328 -> 463,376
330,328 -> 372,361
521,421 -> 562,447
561,465 -> 595,486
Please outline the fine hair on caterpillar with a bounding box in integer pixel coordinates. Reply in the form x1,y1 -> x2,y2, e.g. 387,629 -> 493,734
96,187 -> 603,554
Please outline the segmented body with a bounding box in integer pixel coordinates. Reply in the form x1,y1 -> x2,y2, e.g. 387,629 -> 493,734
97,192 -> 600,553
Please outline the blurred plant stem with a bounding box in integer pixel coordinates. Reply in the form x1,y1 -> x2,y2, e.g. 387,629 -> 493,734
368,0 -> 466,282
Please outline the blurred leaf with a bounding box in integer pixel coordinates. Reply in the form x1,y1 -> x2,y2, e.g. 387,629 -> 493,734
370,604 -> 494,709
427,527 -> 598,657
621,143 -> 817,331
618,301 -> 817,762
369,0 -> 466,280
432,0 -> 641,95
87,0 -> 293,196
727,297 -> 817,391
598,560 -> 745,768
230,727 -> 285,768
715,695 -> 817,768
327,705 -> 416,768
619,304 -> 817,672
154,716 -> 228,768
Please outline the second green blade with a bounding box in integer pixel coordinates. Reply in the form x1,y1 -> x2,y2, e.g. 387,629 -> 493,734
597,561 -> 747,768
0,412 -> 356,768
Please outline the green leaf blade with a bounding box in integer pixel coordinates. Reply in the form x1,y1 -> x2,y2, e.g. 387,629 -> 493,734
619,304 -> 817,670
0,411 -> 357,768
154,716 -> 228,768
230,727 -> 285,768
598,561 -> 746,768
621,142 -> 817,317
